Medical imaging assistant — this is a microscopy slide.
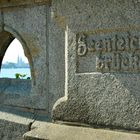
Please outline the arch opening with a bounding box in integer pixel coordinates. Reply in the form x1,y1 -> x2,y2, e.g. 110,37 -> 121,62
0,31 -> 34,81
1,38 -> 31,79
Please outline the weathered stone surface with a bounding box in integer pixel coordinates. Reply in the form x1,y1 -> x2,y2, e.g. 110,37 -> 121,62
0,5 -> 49,110
0,106 -> 49,140
52,0 -> 140,30
52,0 -> 140,131
0,0 -> 65,121
0,108 -> 33,140
0,78 -> 33,108
48,9 -> 65,114
0,12 -> 3,32
24,122 -> 140,140
0,0 -> 140,139
0,78 -> 31,95
0,0 -> 51,8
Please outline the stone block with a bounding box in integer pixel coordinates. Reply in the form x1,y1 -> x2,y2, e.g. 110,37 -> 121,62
23,122 -> 140,140
0,0 -> 51,8
48,12 -> 65,113
52,0 -> 140,131
0,107 -> 33,140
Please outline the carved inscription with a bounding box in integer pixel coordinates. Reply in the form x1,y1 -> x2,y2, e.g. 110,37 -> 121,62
77,31 -> 140,73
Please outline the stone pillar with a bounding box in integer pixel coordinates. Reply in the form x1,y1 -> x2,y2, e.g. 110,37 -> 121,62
0,1 -> 50,114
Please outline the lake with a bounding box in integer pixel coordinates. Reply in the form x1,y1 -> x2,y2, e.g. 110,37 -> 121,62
0,68 -> 31,78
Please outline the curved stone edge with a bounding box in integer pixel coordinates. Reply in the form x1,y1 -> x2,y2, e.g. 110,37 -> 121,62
52,96 -> 68,121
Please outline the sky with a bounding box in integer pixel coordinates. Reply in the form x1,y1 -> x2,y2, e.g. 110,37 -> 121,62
2,39 -> 28,64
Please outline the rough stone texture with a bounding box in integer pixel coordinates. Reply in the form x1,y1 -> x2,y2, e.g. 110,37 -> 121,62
0,120 -> 27,140
0,5 -> 49,110
53,73 -> 140,130
0,108 -> 33,140
48,8 -> 65,114
52,0 -> 140,131
0,0 -> 51,8
24,122 -> 140,140
0,79 -> 33,107
0,106 -> 49,140
0,12 -> 3,32
0,78 -> 31,96
52,0 -> 140,30
0,0 -> 65,122
1,0 -> 140,139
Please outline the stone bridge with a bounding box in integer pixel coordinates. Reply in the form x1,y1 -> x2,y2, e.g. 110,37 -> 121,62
0,0 -> 140,140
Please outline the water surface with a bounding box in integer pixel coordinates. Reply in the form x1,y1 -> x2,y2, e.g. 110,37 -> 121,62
0,68 -> 31,79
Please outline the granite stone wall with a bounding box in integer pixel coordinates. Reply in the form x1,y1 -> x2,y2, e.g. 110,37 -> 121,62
52,0 -> 140,131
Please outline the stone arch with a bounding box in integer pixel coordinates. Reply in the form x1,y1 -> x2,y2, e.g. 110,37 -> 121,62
0,26 -> 35,84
